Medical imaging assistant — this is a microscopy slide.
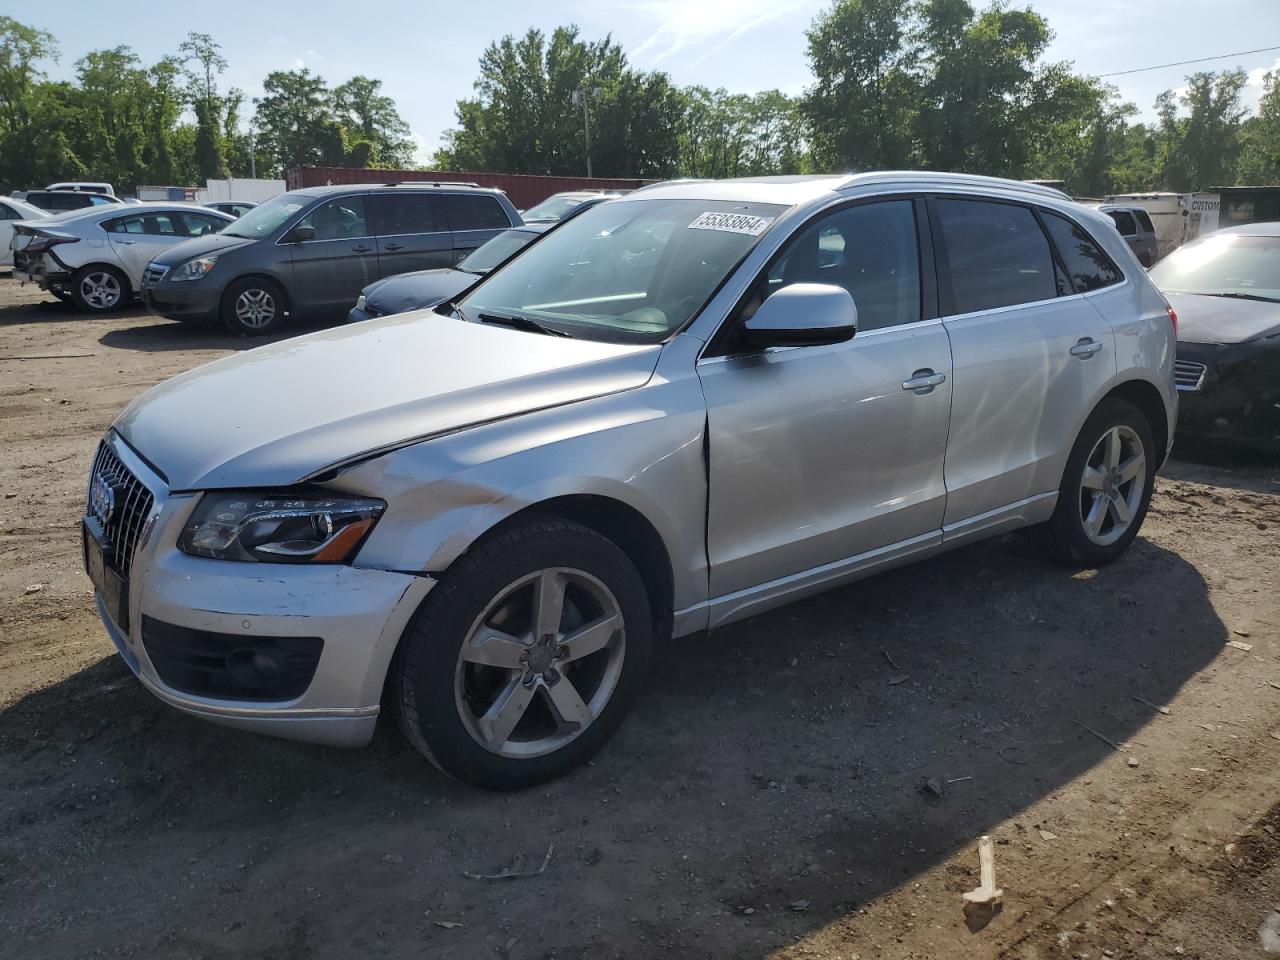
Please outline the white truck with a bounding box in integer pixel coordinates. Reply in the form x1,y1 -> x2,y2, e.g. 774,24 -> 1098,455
1103,192 -> 1220,259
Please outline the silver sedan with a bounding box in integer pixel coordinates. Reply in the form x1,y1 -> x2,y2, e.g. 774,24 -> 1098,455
11,202 -> 232,312
84,173 -> 1176,788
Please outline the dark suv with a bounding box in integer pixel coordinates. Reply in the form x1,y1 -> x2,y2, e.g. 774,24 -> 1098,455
141,183 -> 521,335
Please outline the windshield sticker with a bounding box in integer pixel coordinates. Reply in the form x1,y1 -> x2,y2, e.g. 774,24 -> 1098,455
687,211 -> 774,236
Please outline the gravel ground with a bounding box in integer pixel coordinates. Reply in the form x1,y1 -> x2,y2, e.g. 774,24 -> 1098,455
1,276 -> 1279,960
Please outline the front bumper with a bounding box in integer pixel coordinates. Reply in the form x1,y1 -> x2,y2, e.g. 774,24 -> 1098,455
89,433 -> 435,746
1175,338 -> 1280,452
142,279 -> 222,323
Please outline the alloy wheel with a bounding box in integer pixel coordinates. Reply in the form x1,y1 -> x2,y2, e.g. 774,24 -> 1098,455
80,272 -> 122,310
454,567 -> 626,759
234,288 -> 277,329
1078,424 -> 1146,547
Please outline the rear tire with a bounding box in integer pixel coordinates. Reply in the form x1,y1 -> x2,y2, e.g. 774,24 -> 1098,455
220,276 -> 286,336
393,518 -> 653,790
1038,398 -> 1156,567
70,265 -> 128,314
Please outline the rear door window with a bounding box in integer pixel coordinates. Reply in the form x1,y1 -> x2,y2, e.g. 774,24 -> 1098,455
441,195 -> 511,231
107,213 -> 181,235
180,212 -> 227,237
369,193 -> 441,235
1107,210 -> 1138,236
1040,211 -> 1124,293
935,198 -> 1057,313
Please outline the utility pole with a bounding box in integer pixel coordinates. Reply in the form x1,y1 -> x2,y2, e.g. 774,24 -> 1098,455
571,87 -> 601,179
248,125 -> 257,180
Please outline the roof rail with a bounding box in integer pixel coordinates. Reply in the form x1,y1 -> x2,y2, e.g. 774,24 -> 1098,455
837,171 -> 1073,201
382,180 -> 481,189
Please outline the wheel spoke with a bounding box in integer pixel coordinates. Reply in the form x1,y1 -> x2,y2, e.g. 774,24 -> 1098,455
1108,490 -> 1134,526
532,570 -> 565,640
1085,493 -> 1107,537
1103,427 -> 1121,469
543,675 -> 592,727
1117,452 -> 1145,484
478,677 -> 536,747
1081,465 -> 1108,491
461,626 -> 528,669
559,613 -> 621,662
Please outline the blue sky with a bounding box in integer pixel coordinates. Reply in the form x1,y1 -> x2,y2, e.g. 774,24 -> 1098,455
20,0 -> 1280,163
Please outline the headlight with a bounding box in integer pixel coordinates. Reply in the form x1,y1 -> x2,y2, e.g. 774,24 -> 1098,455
171,256 -> 219,281
178,491 -> 385,563
355,294 -> 366,310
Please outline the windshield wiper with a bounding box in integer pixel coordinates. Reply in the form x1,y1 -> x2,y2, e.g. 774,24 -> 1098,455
1212,292 -> 1280,303
477,311 -> 572,337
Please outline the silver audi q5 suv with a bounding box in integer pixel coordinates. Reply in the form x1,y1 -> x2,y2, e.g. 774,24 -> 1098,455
84,173 -> 1177,789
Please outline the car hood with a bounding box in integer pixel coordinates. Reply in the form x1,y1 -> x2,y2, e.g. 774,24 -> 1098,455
365,268 -> 478,315
1167,292 -> 1280,345
114,310 -> 661,490
150,230 -> 257,266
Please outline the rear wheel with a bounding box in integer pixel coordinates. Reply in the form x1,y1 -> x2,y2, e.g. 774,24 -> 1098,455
1038,398 -> 1156,567
221,277 -> 286,336
394,518 -> 653,790
70,266 -> 127,313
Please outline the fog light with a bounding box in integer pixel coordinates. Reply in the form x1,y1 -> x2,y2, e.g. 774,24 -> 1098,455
226,648 -> 284,689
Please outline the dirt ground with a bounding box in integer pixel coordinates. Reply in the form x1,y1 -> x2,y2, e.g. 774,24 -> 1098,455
1,276 -> 1279,960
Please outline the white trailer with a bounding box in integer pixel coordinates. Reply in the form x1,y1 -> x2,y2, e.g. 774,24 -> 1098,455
1103,192 -> 1220,258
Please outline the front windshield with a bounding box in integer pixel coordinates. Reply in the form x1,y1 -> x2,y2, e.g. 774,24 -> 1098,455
522,195 -> 587,222
457,229 -> 538,274
1149,234 -> 1280,301
222,193 -> 310,239
456,198 -> 788,343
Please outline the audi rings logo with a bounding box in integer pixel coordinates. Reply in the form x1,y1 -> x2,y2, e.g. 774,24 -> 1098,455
89,474 -> 117,526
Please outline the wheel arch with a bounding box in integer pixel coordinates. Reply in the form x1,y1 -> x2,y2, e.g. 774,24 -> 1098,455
73,261 -> 132,296
474,494 -> 675,643
1101,378 -> 1170,467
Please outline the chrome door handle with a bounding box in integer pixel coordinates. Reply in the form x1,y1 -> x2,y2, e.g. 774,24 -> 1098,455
1070,338 -> 1103,359
902,369 -> 946,393
352,244 -> 372,253
383,243 -> 403,251
116,239 -> 136,245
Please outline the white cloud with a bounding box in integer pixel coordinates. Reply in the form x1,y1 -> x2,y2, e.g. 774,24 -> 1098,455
621,0 -> 818,67
410,132 -> 434,165
292,58 -> 306,69
1247,56 -> 1280,87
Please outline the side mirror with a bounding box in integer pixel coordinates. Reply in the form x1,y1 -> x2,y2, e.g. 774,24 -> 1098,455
288,224 -> 315,243
743,283 -> 857,348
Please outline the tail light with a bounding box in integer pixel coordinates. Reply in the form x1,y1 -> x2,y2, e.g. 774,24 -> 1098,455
25,232 -> 79,254
1166,303 -> 1178,337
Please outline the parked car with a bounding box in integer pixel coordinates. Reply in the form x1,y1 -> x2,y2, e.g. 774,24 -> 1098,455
521,189 -> 625,223
1089,204 -> 1159,267
0,195 -> 49,267
47,181 -> 116,197
1147,222 -> 1280,452
206,200 -> 257,218
83,173 -> 1174,789
11,203 -> 232,313
141,183 -> 521,335
347,195 -> 613,323
22,190 -> 124,213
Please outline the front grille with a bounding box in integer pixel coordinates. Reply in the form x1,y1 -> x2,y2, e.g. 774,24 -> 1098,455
143,262 -> 168,284
1174,359 -> 1207,393
86,441 -> 154,576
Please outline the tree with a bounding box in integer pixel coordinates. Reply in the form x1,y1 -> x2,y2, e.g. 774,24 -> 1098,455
803,0 -> 917,170
1238,71 -> 1280,183
680,87 -> 808,177
0,16 -> 58,186
332,75 -> 414,166
253,68 -> 345,175
1156,70 -> 1248,190
437,25 -> 685,178
179,33 -> 229,179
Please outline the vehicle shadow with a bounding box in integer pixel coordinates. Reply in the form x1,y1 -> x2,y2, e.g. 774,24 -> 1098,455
1163,445 -> 1280,496
97,315 -> 337,353
0,533 -> 1224,958
0,292 -> 154,328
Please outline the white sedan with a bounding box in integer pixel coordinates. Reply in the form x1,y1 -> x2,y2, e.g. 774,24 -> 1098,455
0,196 -> 49,267
11,202 -> 233,313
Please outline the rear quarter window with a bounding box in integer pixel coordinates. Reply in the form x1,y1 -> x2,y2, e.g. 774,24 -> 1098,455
1040,211 -> 1124,292
1107,210 -> 1137,236
442,195 -> 512,231
1134,210 -> 1155,234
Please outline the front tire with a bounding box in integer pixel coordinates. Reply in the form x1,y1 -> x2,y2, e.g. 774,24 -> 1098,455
394,518 -> 653,790
1039,398 -> 1156,567
70,265 -> 128,313
221,276 -> 286,336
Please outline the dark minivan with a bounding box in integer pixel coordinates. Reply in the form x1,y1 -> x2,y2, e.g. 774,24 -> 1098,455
141,183 -> 521,335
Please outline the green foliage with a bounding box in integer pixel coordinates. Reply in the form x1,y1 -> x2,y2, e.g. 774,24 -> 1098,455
1237,71 -> 1280,184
